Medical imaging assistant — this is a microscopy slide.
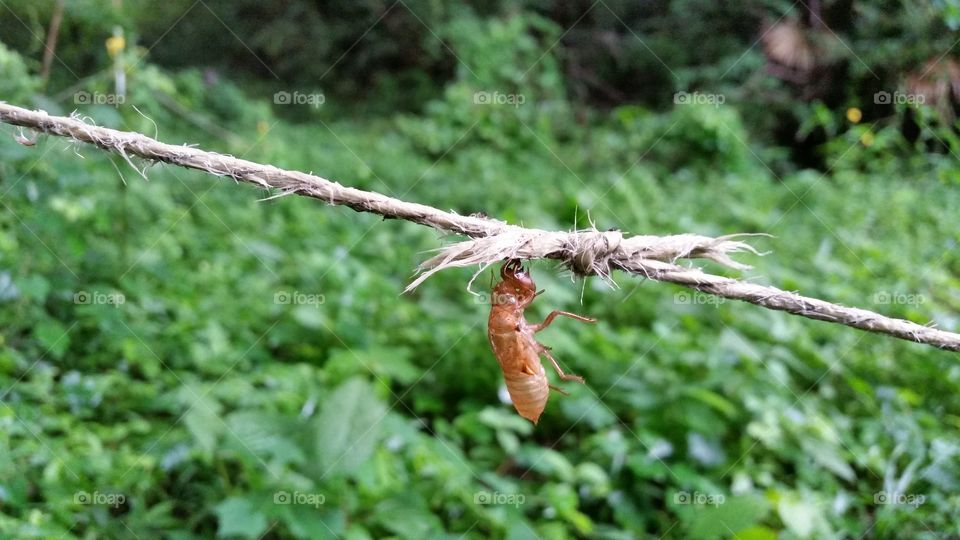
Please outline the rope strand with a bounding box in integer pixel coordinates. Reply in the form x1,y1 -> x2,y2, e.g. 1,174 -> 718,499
1,102 -> 957,352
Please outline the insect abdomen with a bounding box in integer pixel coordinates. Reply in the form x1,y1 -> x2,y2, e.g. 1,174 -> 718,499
503,360 -> 549,424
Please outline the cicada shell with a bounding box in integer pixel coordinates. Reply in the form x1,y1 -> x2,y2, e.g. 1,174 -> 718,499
487,259 -> 595,423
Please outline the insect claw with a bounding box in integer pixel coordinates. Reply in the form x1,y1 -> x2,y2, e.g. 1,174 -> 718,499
548,384 -> 570,396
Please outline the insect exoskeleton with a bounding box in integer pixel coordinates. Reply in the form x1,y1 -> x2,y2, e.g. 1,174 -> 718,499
486,259 -> 596,424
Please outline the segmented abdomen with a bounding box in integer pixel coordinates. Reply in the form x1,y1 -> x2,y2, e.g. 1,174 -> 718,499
502,359 -> 549,424
488,307 -> 548,423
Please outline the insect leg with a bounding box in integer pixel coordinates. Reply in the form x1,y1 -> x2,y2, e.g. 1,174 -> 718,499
502,258 -> 524,278
541,347 -> 585,384
531,310 -> 597,332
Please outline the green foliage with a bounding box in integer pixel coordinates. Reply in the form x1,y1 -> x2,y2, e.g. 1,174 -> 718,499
1,6 -> 960,539
935,0 -> 960,30
0,42 -> 39,103
397,11 -> 575,155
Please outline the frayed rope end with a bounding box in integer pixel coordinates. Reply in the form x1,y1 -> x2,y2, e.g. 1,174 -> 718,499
403,229 -> 767,292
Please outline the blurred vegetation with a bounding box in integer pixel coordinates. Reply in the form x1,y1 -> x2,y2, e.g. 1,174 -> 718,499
1,1 -> 960,538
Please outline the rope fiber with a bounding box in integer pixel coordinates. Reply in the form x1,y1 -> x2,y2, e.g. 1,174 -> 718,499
2,102 -> 958,352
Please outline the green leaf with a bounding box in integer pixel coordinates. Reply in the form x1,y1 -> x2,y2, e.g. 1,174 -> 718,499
733,526 -> 779,540
496,430 -> 520,454
34,319 -> 70,359
314,377 -> 387,477
777,493 -> 827,539
478,407 -> 534,434
15,274 -> 49,302
183,406 -> 223,455
505,520 -> 542,540
524,449 -> 575,482
801,440 -> 855,482
372,496 -> 443,539
279,506 -> 345,540
559,393 -> 617,428
685,495 -> 770,540
225,411 -> 304,465
682,387 -> 739,419
292,305 -> 326,329
576,462 -> 611,497
215,497 -> 268,539
325,347 -> 420,385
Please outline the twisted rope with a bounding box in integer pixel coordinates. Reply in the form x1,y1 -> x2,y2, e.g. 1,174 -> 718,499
1,102 -> 958,352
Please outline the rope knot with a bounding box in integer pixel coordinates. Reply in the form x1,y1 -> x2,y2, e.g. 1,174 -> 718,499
569,230 -> 623,275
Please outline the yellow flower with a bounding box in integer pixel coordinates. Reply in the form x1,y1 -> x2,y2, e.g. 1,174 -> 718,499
860,130 -> 874,146
846,107 -> 862,124
106,36 -> 125,58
